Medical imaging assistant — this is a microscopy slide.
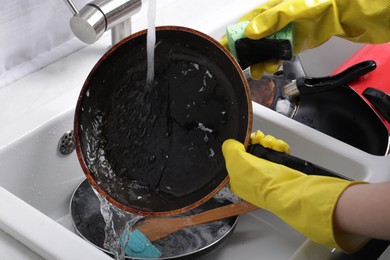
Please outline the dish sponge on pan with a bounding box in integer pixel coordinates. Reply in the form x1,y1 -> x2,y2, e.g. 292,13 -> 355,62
226,21 -> 294,69
120,229 -> 162,258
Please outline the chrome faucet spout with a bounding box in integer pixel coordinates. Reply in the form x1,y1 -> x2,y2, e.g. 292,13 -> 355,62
111,18 -> 133,45
63,0 -> 142,45
64,0 -> 79,15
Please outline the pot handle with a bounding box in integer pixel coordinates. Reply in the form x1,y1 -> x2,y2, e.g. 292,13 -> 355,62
248,144 -> 350,180
284,60 -> 377,98
363,87 -> 390,124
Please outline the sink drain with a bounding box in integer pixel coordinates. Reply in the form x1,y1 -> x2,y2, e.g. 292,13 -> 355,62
58,130 -> 75,155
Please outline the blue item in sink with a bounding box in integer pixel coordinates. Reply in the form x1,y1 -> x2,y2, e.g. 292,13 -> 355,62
120,229 -> 162,258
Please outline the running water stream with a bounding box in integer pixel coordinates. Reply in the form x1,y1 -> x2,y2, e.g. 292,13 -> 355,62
146,0 -> 157,83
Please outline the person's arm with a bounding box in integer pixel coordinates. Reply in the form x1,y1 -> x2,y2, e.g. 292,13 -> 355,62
335,182 -> 390,240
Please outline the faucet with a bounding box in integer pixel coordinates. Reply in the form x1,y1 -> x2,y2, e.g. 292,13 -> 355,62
63,0 -> 142,45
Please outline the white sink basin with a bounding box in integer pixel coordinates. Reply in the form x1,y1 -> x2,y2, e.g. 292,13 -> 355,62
1,0 -> 389,259
0,105 -> 307,259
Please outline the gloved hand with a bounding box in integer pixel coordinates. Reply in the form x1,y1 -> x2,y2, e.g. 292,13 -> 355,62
222,130 -> 368,253
224,0 -> 390,79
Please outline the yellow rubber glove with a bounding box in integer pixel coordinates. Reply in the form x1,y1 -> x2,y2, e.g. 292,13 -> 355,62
249,130 -> 291,154
226,0 -> 390,79
222,131 -> 368,253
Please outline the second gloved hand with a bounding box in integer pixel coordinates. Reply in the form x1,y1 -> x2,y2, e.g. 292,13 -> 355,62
227,0 -> 390,79
222,131 -> 368,253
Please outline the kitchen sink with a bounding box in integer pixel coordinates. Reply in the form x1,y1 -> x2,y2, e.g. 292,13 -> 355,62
0,0 -> 390,259
0,105 -> 307,259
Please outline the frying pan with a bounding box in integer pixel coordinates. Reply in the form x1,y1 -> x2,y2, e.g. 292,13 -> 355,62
75,26 -> 251,216
74,26 -> 344,217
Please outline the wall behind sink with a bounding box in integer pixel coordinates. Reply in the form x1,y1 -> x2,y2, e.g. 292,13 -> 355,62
0,0 -> 91,88
299,37 -> 364,76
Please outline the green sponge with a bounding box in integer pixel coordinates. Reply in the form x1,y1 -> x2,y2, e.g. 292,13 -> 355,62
226,21 -> 251,60
226,21 -> 294,69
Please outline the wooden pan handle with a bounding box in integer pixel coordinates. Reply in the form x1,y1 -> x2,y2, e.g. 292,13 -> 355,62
185,201 -> 258,225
